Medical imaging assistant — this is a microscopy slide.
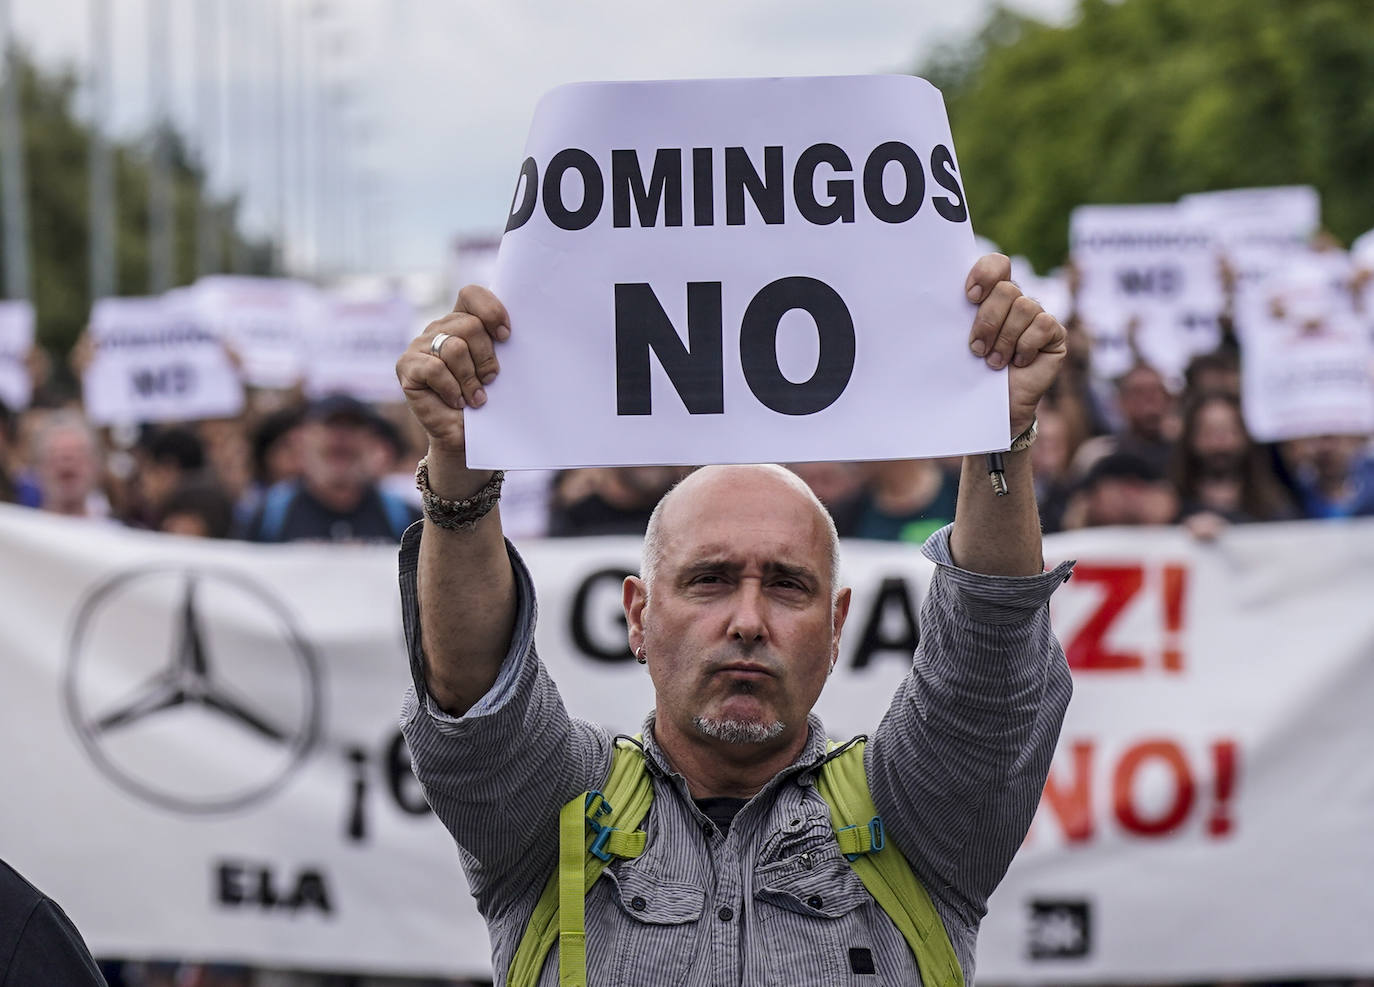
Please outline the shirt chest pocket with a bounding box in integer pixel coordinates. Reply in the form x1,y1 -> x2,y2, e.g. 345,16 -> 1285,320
592,862 -> 705,986
753,850 -> 889,984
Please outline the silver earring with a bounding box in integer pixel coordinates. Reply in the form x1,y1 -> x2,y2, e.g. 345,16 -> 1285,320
635,647 -> 647,665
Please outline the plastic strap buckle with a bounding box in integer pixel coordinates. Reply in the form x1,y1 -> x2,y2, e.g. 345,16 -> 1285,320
584,790 -> 616,862
839,815 -> 886,861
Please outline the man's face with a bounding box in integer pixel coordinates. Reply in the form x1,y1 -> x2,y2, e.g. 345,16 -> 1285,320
1117,366 -> 1172,439
624,468 -> 849,756
300,419 -> 372,489
41,429 -> 99,506
1191,400 -> 1248,477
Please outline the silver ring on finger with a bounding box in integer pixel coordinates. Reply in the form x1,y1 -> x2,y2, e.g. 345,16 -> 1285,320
429,332 -> 452,358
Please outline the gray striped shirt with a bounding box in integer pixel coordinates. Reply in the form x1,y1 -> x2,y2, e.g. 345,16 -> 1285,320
399,524 -> 1074,985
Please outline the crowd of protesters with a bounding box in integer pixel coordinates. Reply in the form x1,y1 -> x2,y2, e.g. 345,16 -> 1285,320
2,260 -> 1372,987
2,317 -> 1370,557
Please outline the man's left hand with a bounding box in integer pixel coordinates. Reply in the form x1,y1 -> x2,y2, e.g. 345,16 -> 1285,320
964,253 -> 1068,437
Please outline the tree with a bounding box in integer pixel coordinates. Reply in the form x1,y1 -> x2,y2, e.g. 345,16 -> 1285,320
922,0 -> 1374,272
0,50 -> 273,358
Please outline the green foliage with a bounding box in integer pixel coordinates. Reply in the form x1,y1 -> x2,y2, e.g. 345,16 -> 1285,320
923,0 -> 1374,272
0,50 -> 273,356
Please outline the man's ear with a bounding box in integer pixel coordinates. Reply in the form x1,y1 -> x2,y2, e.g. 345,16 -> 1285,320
831,586 -> 852,664
623,575 -> 648,654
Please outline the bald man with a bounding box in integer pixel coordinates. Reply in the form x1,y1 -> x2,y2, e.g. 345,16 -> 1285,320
394,255 -> 1073,985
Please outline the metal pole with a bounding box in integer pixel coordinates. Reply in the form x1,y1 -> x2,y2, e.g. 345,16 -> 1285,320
147,0 -> 175,293
88,0 -> 116,299
294,0 -> 312,273
0,0 -> 33,301
195,0 -> 221,277
222,0 -> 248,274
272,0 -> 287,273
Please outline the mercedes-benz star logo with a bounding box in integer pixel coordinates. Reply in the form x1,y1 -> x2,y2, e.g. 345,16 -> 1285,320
64,566 -> 322,814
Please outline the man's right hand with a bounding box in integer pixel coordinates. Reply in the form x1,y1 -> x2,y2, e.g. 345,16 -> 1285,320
398,285 -> 517,715
396,285 -> 511,466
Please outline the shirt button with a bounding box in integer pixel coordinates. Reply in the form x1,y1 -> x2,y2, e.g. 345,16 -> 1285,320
702,823 -> 712,837
717,906 -> 734,922
807,895 -> 823,909
630,896 -> 647,911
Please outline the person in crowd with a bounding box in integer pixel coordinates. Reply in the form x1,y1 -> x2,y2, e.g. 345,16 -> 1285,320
1183,347 -> 1241,401
239,394 -> 418,544
847,457 -> 960,543
392,256 -> 1073,983
1171,392 -> 1297,526
234,405 -> 307,529
1062,451 -> 1180,529
1073,360 -> 1178,476
126,426 -> 207,528
1051,312 -> 1116,439
0,855 -> 107,985
0,400 -> 18,504
1031,402 -> 1083,534
33,410 -> 111,519
198,416 -> 256,509
156,479 -> 236,538
786,460 -> 866,535
546,466 -> 690,536
1284,433 -> 1374,519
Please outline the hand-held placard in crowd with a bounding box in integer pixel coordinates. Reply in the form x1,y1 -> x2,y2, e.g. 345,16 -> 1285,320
461,75 -> 1010,469
83,293 -> 245,426
0,298 -> 35,410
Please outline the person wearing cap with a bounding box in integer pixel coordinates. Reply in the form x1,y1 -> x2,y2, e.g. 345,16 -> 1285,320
239,394 -> 419,544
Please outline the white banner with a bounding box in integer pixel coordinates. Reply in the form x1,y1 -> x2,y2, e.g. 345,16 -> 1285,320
1068,204 -> 1224,381
191,276 -> 322,390
0,298 -> 35,410
303,295 -> 416,403
469,75 -> 1005,469
2,507 -> 1373,980
83,293 -> 246,426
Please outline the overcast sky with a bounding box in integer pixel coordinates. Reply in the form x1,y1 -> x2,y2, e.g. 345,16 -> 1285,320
7,0 -> 1077,279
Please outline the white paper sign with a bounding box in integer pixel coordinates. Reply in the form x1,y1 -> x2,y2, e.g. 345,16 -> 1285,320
1181,185 -> 1321,311
0,298 -> 35,410
466,76 -> 1004,469
84,294 -> 245,425
1069,204 -> 1223,380
191,276 -> 321,389
1241,314 -> 1374,441
304,295 -> 417,402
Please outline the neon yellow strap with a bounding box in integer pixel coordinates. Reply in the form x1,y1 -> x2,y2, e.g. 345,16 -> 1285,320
819,739 -> 965,987
556,796 -> 588,986
509,738 -> 652,987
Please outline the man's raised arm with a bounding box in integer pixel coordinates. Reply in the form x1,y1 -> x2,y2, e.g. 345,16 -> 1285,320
952,253 -> 1068,575
395,285 -> 515,715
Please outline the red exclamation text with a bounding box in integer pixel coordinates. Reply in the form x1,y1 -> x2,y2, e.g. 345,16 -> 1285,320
1161,564 -> 1187,672
1208,740 -> 1239,838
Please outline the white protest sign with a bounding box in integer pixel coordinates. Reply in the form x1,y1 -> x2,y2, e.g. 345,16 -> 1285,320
1069,204 -> 1223,381
0,299 -> 35,410
84,293 -> 245,425
1181,185 -> 1320,313
466,75 -> 1004,469
192,276 -> 321,389
1241,313 -> 1374,442
303,295 -> 416,402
